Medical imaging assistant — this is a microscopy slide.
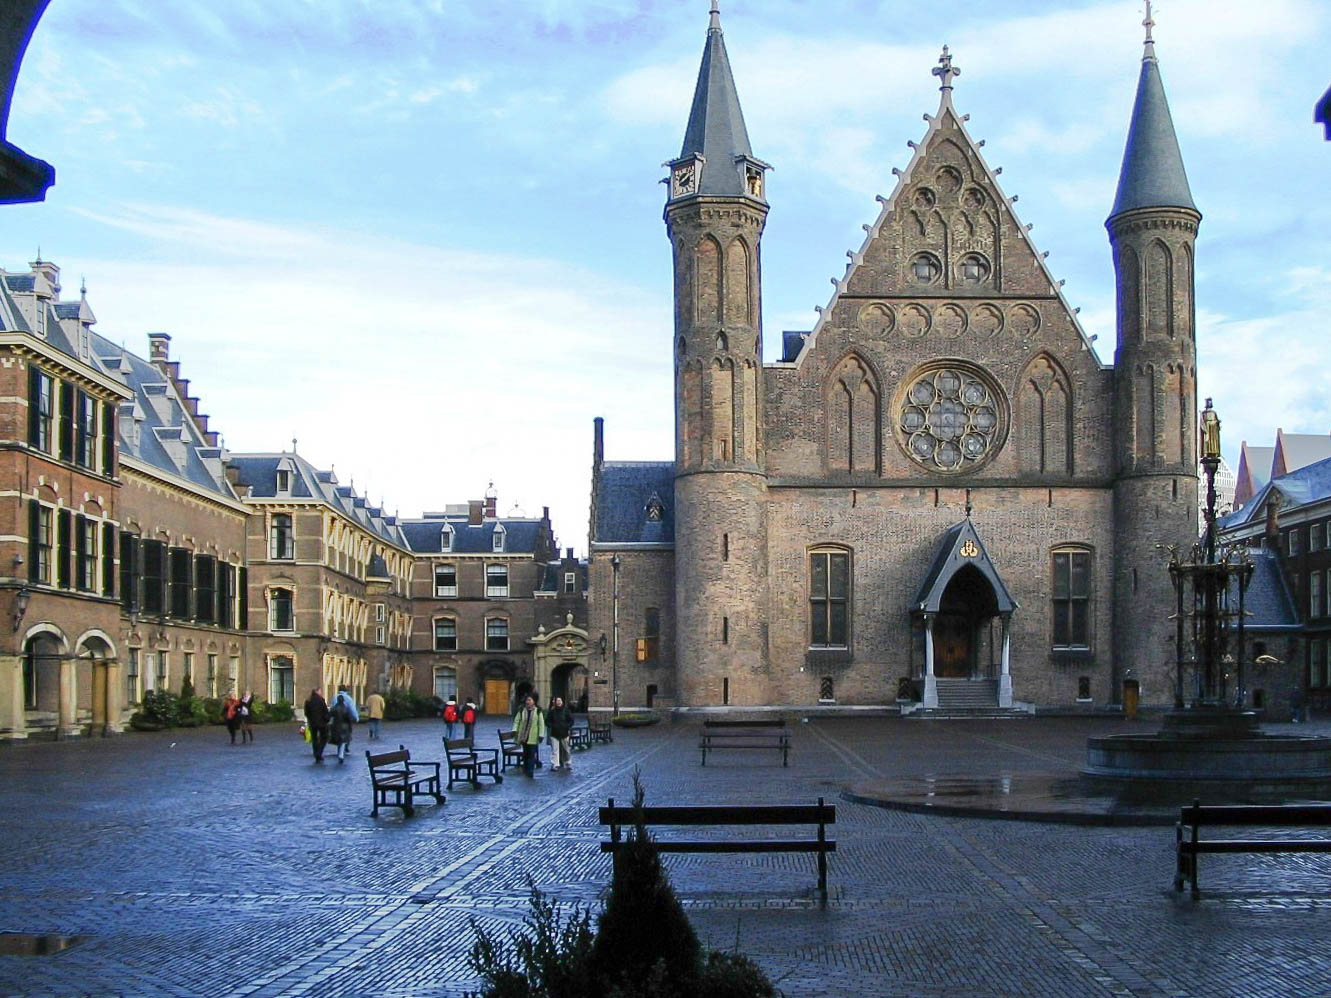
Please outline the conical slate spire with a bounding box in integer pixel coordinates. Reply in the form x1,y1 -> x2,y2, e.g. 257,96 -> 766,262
678,2 -> 755,197
1109,7 -> 1196,218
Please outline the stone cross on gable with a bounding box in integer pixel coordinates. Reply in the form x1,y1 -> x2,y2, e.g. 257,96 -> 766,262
933,46 -> 960,92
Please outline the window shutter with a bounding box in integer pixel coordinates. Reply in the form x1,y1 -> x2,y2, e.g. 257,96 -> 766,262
101,401 -> 116,476
102,523 -> 116,596
27,500 -> 40,584
74,514 -> 87,590
27,367 -> 41,447
238,567 -> 248,628
57,508 -> 71,588
58,382 -> 74,462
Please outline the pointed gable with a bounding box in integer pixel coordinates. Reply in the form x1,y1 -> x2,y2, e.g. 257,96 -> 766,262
913,519 -> 1017,614
790,51 -> 1095,367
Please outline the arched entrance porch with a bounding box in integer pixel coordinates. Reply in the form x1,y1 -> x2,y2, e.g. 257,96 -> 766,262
75,631 -> 121,737
913,519 -> 1017,709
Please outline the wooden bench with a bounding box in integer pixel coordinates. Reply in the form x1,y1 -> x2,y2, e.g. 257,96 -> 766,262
496,729 -> 525,771
443,738 -> 504,790
1175,800 -> 1331,898
569,721 -> 591,750
599,798 -> 836,898
588,718 -> 613,744
700,719 -> 790,767
365,746 -> 444,817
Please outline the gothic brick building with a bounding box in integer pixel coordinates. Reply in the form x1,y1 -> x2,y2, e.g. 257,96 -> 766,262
588,8 -> 1201,712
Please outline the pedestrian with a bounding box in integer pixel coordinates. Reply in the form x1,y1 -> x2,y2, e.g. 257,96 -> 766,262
366,689 -> 386,740
303,687 -> 330,763
462,699 -> 477,741
328,684 -> 360,764
239,690 -> 255,744
442,697 -> 459,740
512,694 -> 546,778
546,696 -> 574,772
223,692 -> 241,745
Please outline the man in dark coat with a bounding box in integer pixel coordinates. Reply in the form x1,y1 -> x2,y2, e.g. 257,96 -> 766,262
546,696 -> 575,771
303,688 -> 331,763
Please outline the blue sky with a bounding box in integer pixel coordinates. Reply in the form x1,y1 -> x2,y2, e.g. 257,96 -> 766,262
5,0 -> 1329,551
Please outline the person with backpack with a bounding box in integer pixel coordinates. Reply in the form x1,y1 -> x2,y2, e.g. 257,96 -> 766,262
303,687 -> 330,763
461,699 -> 477,741
223,693 -> 241,745
442,697 -> 459,740
328,685 -> 360,764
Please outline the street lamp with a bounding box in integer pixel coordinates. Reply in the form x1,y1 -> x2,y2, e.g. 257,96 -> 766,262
611,554 -> 621,716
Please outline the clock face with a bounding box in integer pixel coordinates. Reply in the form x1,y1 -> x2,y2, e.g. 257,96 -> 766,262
672,164 -> 696,197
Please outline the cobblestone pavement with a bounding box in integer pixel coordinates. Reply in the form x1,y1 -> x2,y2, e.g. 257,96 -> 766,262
3,715 -> 1331,997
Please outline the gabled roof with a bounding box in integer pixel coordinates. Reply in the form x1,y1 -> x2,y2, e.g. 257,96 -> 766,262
90,332 -> 236,501
228,452 -> 404,547
1272,429 -> 1331,479
398,515 -> 545,555
675,3 -> 758,198
1219,454 -> 1331,530
914,519 -> 1017,615
1234,443 -> 1274,510
1109,25 -> 1196,217
593,462 -> 674,545
782,56 -> 1100,370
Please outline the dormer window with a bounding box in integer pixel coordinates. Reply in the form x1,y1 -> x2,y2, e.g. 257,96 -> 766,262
492,525 -> 505,553
276,470 -> 291,493
441,525 -> 453,552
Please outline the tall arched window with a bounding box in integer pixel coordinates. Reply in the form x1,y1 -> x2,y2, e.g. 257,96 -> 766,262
809,547 -> 851,649
1051,547 -> 1092,651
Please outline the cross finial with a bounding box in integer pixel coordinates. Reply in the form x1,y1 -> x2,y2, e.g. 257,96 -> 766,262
291,435 -> 297,453
1142,0 -> 1157,60
933,46 -> 960,94
709,0 -> 720,31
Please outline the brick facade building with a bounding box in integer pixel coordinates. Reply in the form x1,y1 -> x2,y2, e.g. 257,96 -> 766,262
0,272 -> 586,740
589,10 -> 1201,712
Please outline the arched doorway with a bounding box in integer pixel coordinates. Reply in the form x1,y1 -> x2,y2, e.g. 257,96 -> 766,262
551,661 -> 588,711
481,661 -> 513,716
22,627 -> 68,737
76,633 -> 119,736
935,565 -> 1000,679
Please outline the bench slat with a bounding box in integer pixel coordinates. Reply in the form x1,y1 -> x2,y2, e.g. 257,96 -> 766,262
1181,839 -> 1331,853
602,840 -> 835,854
1180,806 -> 1331,826
599,805 -> 833,825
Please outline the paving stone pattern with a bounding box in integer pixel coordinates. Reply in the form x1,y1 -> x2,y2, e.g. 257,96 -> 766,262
2,717 -> 1330,997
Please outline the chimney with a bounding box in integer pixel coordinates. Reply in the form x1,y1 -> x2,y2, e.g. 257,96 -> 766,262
30,257 -> 60,299
566,547 -> 573,560
148,332 -> 171,368
1265,492 -> 1282,546
468,500 -> 483,526
593,416 -> 604,474
484,481 -> 497,520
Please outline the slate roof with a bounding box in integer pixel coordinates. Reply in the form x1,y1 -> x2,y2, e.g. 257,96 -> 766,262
1274,431 -> 1331,478
0,277 -> 31,332
677,5 -> 758,198
1218,454 -> 1331,530
228,452 -> 404,546
1110,38 -> 1196,217
89,331 -> 236,500
913,519 -> 1017,614
537,560 -> 588,594
1227,548 -> 1299,631
593,462 -> 675,545
398,515 -> 546,555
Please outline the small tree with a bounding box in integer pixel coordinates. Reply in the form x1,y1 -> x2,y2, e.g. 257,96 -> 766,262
180,673 -> 195,700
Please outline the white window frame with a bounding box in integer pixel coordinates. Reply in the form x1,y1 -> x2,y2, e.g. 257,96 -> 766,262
564,572 -> 577,594
433,616 -> 457,652
441,525 -> 453,552
268,655 -> 295,704
486,616 -> 509,651
268,587 -> 295,632
492,525 -> 505,553
376,625 -> 385,645
486,563 -> 509,598
374,602 -> 386,622
433,666 -> 457,701
435,563 -> 457,598
206,653 -> 218,698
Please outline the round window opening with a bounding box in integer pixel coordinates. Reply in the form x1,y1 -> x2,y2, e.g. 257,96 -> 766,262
898,365 -> 1006,472
959,253 -> 990,285
910,253 -> 942,285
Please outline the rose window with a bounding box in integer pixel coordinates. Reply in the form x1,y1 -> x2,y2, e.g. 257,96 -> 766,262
899,367 -> 1003,472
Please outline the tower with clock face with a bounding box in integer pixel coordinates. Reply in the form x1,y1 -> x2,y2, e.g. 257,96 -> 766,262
665,2 -> 772,706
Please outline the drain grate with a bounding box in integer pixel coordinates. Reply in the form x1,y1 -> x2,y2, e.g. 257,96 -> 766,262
0,932 -> 82,955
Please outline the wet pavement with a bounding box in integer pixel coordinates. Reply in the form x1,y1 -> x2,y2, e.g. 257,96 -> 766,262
3,714 -> 1331,996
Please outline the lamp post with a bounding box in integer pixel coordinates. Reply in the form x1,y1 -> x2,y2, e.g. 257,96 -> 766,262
610,555 -> 621,716
1198,398 -> 1223,704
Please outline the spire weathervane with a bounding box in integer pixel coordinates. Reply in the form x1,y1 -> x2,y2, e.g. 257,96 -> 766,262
709,0 -> 720,32
1142,0 -> 1157,61
933,46 -> 960,93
